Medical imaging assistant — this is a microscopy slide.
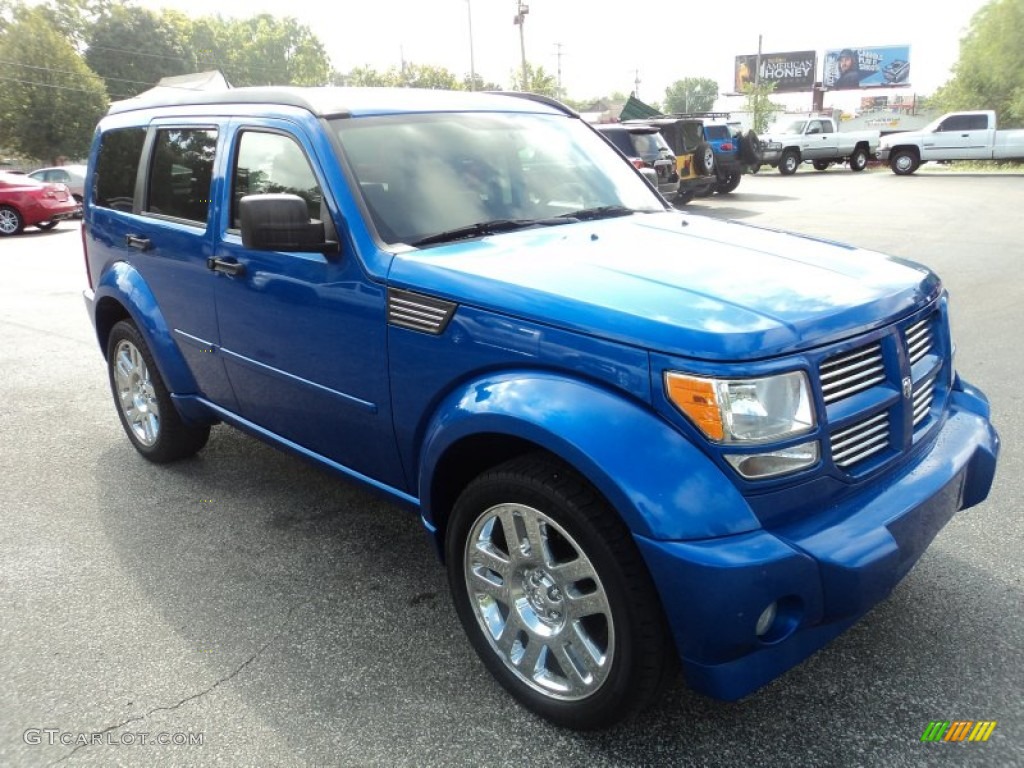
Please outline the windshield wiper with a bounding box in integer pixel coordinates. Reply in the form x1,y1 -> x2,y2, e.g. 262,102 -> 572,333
556,205 -> 641,221
411,217 -> 573,247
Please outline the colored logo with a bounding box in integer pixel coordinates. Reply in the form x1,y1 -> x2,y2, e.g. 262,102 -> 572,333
921,721 -> 997,742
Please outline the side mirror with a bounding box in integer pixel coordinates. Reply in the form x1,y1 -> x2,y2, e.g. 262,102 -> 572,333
239,194 -> 338,254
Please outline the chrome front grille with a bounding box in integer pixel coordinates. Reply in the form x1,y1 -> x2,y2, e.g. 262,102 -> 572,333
820,343 -> 885,404
905,316 -> 933,365
831,412 -> 891,468
913,378 -> 935,426
820,309 -> 946,473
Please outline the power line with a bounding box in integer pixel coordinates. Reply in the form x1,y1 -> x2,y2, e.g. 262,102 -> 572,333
0,58 -> 157,89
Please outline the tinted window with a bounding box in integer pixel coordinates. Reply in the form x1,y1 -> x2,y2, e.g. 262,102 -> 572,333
95,127 -> 146,211
939,115 -> 987,132
146,128 -> 217,224
231,131 -> 321,225
600,128 -> 634,156
704,125 -> 730,140
965,114 -> 989,130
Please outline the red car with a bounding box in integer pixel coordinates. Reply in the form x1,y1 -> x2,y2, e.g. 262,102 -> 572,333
0,171 -> 80,235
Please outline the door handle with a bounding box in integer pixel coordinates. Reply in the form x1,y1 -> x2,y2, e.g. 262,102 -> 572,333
206,257 -> 246,277
124,234 -> 151,251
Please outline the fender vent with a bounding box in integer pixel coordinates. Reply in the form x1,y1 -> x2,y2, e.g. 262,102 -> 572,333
388,288 -> 456,335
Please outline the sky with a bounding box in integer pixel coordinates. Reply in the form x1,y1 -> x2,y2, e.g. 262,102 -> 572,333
134,0 -> 992,112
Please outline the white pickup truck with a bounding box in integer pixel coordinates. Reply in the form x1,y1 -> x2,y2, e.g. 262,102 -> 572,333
876,110 -> 1024,175
759,116 -> 880,175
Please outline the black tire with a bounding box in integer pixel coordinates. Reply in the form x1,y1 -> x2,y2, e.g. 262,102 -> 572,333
749,163 -> 761,174
849,146 -> 868,172
36,220 -> 59,231
779,149 -> 800,176
0,205 -> 24,236
446,454 -> 675,730
890,149 -> 920,176
739,130 -> 762,165
693,143 -> 715,176
812,160 -> 830,171
715,173 -> 742,194
106,320 -> 210,462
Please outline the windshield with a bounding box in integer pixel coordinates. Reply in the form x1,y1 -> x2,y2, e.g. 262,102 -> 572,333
772,120 -> 807,135
331,112 -> 664,247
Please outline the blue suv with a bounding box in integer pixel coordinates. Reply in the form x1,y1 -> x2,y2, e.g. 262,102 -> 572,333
82,86 -> 998,730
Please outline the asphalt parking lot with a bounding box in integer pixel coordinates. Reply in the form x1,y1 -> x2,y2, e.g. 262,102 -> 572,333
1,168 -> 1021,767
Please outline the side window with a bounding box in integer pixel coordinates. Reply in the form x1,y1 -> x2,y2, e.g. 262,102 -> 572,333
232,131 -> 321,227
806,121 -> 822,134
146,128 -> 217,224
938,115 -> 971,132
965,114 -> 989,130
94,127 -> 146,211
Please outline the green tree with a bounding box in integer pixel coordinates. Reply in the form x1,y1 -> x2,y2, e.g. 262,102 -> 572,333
211,14 -> 330,86
663,77 -> 718,114
462,73 -> 503,92
740,80 -> 785,133
932,0 -> 1024,126
85,6 -> 192,99
0,8 -> 107,162
510,63 -> 558,96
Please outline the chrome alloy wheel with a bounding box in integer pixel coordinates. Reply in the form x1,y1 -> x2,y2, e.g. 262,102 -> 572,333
112,339 -> 160,446
463,502 -> 614,700
0,207 -> 21,234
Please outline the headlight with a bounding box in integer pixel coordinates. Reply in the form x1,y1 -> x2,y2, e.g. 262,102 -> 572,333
665,370 -> 818,479
665,370 -> 814,443
765,141 -> 782,150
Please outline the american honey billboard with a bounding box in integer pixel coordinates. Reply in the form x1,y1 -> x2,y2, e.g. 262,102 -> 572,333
734,51 -> 816,93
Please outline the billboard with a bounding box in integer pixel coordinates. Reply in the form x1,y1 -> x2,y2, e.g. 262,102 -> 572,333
823,46 -> 911,89
734,51 -> 816,93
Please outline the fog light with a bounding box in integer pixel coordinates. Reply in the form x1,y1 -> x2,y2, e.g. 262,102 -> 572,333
755,602 -> 778,637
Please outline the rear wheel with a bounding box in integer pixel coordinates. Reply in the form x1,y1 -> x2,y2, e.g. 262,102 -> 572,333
715,173 -> 742,194
779,150 -> 800,175
36,220 -> 59,231
107,320 -> 210,462
0,205 -> 24,236
446,454 -> 675,730
848,147 -> 868,171
812,160 -> 830,171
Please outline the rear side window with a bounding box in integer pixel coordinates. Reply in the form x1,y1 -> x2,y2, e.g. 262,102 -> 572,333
147,128 -> 218,224
94,127 -> 146,211
704,125 -> 730,140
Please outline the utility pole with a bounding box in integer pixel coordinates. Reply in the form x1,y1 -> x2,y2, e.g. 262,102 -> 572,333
466,0 -> 476,90
634,68 -> 641,99
514,1 -> 529,90
555,43 -> 564,92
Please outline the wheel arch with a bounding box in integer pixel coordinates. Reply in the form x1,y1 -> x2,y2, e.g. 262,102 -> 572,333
418,373 -> 759,561
92,261 -> 200,395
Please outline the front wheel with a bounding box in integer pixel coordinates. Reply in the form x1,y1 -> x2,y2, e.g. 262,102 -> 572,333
848,147 -> 868,171
779,150 -> 800,175
107,320 -> 210,462
890,149 -> 919,175
446,454 -> 675,730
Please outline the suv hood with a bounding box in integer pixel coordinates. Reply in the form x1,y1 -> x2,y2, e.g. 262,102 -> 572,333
388,212 -> 939,361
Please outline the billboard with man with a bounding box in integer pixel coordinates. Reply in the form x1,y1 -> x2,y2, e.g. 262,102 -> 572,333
823,46 -> 911,89
734,51 -> 816,93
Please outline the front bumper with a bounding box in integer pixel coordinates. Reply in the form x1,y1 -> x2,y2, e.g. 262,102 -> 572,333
876,148 -> 892,161
761,146 -> 783,165
635,380 -> 999,701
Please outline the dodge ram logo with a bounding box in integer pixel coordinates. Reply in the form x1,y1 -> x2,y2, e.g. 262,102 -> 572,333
902,377 -> 913,399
